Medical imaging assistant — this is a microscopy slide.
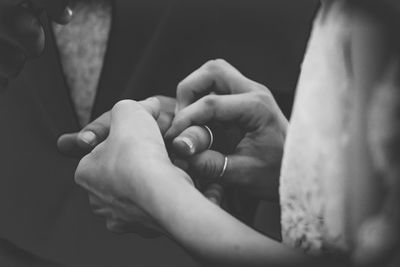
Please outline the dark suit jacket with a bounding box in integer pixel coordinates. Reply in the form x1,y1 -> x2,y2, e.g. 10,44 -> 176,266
0,0 -> 317,266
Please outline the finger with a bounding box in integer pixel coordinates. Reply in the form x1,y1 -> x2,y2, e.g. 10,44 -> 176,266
172,125 -> 211,157
188,150 -> 251,188
153,96 -> 176,134
166,93 -> 265,139
203,183 -> 224,206
154,95 -> 176,114
139,97 -> 161,120
188,150 -> 226,180
110,99 -> 161,136
0,6 -> 45,58
30,0 -> 73,25
157,111 -> 173,135
176,59 -> 256,111
172,159 -> 189,172
57,133 -> 86,157
79,97 -> 160,145
59,98 -> 162,157
57,112 -> 110,157
78,112 -> 110,146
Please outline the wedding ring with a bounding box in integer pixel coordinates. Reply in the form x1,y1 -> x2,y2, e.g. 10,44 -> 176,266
203,125 -> 214,150
219,156 -> 228,178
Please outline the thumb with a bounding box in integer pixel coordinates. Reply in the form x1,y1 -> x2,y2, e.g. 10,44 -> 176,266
57,111 -> 110,157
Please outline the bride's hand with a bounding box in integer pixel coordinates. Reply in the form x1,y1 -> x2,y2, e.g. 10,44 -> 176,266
59,97 -> 221,237
166,59 -> 288,201
74,99 -> 193,236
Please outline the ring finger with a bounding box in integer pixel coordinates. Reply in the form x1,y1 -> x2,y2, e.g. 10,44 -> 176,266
171,125 -> 213,157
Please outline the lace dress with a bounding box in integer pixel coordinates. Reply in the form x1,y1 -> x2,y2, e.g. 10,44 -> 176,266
280,0 -> 400,258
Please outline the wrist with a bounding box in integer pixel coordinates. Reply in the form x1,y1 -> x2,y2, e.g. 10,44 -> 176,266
125,160 -> 194,220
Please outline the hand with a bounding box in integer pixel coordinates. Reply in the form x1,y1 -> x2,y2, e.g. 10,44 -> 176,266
58,96 -> 224,236
74,99 -> 193,236
58,96 -> 177,158
165,59 -> 288,201
0,0 -> 72,88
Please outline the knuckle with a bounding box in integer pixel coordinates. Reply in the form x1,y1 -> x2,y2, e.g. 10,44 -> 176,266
251,82 -> 271,95
113,99 -> 136,111
195,156 -> 219,178
204,59 -> 227,75
249,91 -> 273,113
176,80 -> 187,96
74,156 -> 91,186
112,99 -> 148,118
171,112 -> 189,130
202,94 -> 218,109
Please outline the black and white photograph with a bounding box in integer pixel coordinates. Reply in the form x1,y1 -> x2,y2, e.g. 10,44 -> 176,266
0,0 -> 399,266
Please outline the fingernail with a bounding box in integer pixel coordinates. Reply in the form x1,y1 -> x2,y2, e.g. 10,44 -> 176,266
79,131 -> 97,146
177,137 -> 196,155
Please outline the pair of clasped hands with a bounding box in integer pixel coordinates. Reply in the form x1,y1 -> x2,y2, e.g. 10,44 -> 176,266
0,0 -> 287,238
57,59 -> 288,237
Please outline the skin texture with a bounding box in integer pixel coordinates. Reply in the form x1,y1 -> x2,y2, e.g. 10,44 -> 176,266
73,98 -> 346,267
58,96 -> 224,237
166,59 -> 287,201
73,5 -> 399,264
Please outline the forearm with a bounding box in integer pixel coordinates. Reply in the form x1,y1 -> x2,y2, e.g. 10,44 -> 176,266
142,167 -> 334,267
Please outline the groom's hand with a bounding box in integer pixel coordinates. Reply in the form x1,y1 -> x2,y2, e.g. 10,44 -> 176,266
0,0 -> 72,88
57,96 -> 177,158
58,96 -> 219,162
57,96 -> 228,232
57,96 -> 223,236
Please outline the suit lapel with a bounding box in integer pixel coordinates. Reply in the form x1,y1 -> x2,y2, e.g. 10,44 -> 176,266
22,15 -> 79,134
91,0 -> 171,119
